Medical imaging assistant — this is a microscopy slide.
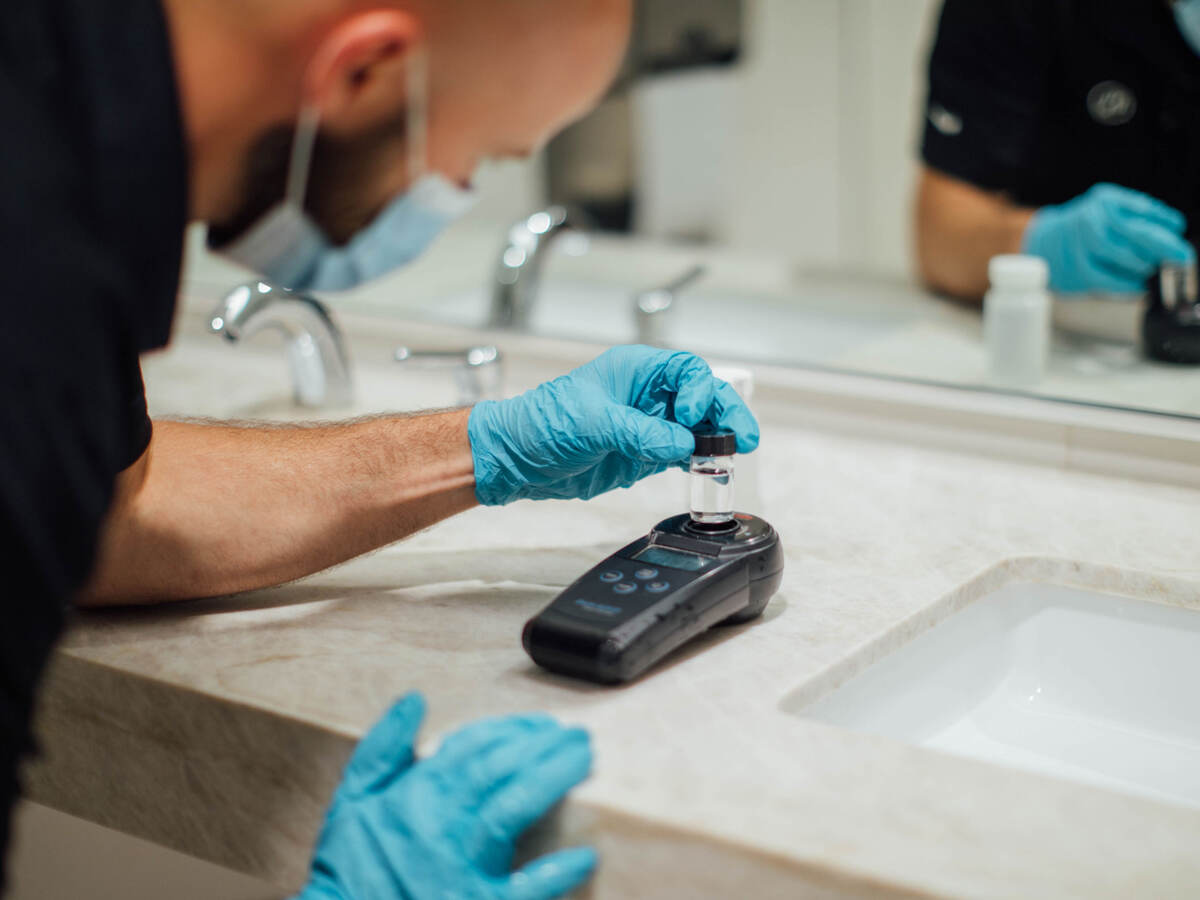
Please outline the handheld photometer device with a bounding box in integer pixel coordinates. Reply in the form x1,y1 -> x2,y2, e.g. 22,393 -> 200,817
522,430 -> 783,684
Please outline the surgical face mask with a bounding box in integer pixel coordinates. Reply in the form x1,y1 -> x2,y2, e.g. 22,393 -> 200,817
1176,0 -> 1200,56
215,49 -> 477,293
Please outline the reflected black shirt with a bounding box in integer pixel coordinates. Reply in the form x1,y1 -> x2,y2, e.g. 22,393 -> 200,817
921,0 -> 1200,241
0,0 -> 185,885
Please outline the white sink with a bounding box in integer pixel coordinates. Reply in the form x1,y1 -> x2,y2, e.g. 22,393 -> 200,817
417,282 -> 921,364
799,582 -> 1200,809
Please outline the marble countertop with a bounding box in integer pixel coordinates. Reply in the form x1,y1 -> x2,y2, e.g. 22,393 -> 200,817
24,306 -> 1200,898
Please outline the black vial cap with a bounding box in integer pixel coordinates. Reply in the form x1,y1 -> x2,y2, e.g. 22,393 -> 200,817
693,429 -> 737,456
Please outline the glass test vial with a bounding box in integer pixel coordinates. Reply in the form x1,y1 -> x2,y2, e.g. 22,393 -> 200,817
690,430 -> 737,526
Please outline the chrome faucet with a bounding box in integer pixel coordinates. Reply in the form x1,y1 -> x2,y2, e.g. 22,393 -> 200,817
490,206 -> 587,329
633,264 -> 707,346
210,281 -> 353,409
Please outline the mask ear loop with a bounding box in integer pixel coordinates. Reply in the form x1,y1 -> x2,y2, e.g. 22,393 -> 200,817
286,37 -> 426,213
406,44 -> 430,184
284,103 -> 321,212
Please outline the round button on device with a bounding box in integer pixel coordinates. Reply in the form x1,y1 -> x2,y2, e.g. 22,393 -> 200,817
613,583 -> 638,595
634,567 -> 659,581
599,571 -> 623,583
646,581 -> 671,594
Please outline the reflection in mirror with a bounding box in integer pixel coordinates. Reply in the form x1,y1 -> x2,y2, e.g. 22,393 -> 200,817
310,1 -> 1200,421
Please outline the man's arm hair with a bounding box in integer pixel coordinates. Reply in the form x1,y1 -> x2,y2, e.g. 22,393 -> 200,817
914,166 -> 1037,302
79,409 -> 477,605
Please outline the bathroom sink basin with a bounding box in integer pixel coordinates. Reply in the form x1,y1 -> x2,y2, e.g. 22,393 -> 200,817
798,582 -> 1200,809
419,282 -> 919,364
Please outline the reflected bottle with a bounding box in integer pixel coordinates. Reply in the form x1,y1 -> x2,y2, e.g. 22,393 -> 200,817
983,254 -> 1051,387
689,430 -> 737,526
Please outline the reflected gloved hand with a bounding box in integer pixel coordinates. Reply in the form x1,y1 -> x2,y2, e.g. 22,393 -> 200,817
296,694 -> 596,900
468,345 -> 760,506
1022,183 -> 1196,295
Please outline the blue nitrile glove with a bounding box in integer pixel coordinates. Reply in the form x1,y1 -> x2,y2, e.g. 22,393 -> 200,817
296,694 -> 596,900
1022,183 -> 1196,295
468,345 -> 760,506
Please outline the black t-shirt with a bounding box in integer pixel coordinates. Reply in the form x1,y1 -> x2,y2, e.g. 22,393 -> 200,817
0,0 -> 185,885
921,0 -> 1200,241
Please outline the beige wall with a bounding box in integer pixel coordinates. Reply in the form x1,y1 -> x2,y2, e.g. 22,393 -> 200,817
723,0 -> 943,276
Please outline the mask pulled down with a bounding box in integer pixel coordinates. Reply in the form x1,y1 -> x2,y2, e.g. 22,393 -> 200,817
214,49 -> 476,292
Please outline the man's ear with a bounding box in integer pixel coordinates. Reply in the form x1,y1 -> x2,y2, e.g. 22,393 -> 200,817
304,10 -> 422,136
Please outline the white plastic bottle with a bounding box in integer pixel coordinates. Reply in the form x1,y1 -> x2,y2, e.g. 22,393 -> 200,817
983,254 -> 1051,386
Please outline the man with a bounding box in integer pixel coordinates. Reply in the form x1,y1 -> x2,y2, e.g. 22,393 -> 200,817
915,0 -> 1200,301
0,0 -> 759,896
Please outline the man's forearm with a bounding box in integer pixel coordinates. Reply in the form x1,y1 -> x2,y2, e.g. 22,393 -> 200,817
80,409 -> 477,606
915,166 -> 1036,301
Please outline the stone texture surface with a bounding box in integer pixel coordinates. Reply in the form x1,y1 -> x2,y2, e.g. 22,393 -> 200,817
23,326 -> 1200,898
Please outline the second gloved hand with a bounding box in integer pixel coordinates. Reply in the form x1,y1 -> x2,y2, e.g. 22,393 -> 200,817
468,345 -> 760,506
1022,183 -> 1195,295
297,694 -> 596,900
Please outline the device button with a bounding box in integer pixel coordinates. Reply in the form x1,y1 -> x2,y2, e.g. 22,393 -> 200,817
646,581 -> 672,594
598,571 -> 623,583
634,567 -> 659,581
613,582 -> 638,595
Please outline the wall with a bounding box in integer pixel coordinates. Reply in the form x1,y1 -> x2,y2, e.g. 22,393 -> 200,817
721,0 -> 943,276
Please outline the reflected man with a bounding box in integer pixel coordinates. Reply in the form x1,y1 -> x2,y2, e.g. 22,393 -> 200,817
915,0 -> 1199,301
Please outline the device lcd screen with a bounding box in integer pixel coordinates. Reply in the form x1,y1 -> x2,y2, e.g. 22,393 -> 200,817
632,545 -> 711,572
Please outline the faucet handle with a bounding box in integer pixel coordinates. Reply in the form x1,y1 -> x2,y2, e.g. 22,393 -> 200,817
393,345 -> 504,405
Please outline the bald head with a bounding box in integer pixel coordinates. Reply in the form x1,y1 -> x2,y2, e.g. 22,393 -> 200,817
415,0 -> 632,172
165,0 -> 632,230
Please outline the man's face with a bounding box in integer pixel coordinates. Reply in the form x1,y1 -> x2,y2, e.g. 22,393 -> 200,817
209,0 -> 632,249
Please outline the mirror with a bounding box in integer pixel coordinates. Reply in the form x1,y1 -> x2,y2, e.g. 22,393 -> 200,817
201,0 -> 1200,421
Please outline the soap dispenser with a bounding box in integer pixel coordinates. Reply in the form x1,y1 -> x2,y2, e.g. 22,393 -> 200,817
1143,250 -> 1200,364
